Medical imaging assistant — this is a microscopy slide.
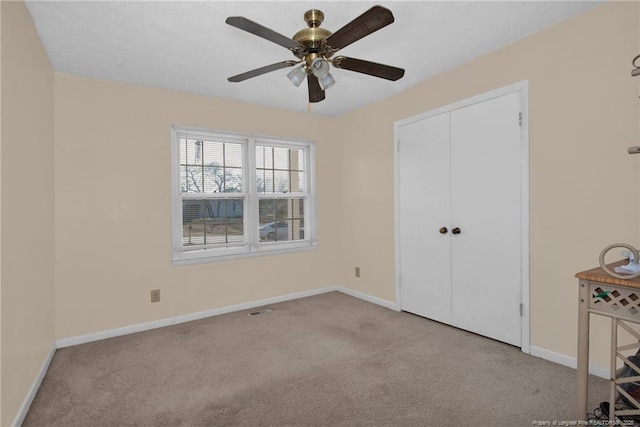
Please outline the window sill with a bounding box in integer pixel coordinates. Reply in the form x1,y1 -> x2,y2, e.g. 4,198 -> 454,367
172,240 -> 319,266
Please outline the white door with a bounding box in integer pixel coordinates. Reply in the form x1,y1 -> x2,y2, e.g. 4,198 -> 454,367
450,92 -> 522,346
398,112 -> 451,324
397,91 -> 523,347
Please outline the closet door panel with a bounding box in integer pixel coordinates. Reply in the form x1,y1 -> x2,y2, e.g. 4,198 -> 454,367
398,113 -> 451,323
450,92 -> 522,346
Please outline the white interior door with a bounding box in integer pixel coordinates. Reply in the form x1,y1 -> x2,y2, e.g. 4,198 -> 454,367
398,112 -> 451,323
450,92 -> 522,346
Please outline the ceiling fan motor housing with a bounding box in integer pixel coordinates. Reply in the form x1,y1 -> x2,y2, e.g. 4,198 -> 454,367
293,10 -> 332,57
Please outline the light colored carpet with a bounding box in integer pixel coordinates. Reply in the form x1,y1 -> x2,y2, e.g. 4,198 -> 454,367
24,291 -> 607,426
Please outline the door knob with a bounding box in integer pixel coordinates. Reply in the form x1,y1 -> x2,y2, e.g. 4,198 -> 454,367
452,227 -> 461,235
439,227 -> 448,234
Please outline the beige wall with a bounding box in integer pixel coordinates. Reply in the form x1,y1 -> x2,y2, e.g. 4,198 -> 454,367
0,1 -> 55,425
54,74 -> 342,339
335,1 -> 639,367
3,1 -> 640,423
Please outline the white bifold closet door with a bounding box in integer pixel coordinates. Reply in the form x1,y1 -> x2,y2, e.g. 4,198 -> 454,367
398,92 -> 522,347
398,112 -> 452,324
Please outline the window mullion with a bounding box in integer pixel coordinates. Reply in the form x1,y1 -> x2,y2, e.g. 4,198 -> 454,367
306,144 -> 314,243
247,137 -> 257,248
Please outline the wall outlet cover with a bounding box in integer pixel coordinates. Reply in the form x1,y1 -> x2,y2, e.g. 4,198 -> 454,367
151,289 -> 160,303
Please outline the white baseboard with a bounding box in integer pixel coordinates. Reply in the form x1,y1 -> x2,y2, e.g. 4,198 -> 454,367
13,343 -> 56,427
56,286 -> 397,349
530,345 -> 609,379
336,286 -> 399,311
16,286 -> 395,425
22,289 -> 604,427
57,286 -> 342,348
52,290 -> 610,382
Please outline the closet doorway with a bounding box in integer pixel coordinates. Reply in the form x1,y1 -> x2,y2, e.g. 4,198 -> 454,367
394,82 -> 529,350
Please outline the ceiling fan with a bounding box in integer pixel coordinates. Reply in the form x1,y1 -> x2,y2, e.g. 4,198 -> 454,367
225,5 -> 405,105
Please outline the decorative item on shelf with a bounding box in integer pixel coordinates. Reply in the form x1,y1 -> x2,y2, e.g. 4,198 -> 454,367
632,54 -> 640,77
599,243 -> 640,280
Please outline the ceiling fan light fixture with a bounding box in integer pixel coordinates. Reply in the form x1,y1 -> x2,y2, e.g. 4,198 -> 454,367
310,57 -> 330,78
287,65 -> 307,87
226,6 -> 404,105
318,72 -> 335,90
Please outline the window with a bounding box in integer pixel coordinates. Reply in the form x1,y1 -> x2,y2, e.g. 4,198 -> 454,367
171,126 -> 316,264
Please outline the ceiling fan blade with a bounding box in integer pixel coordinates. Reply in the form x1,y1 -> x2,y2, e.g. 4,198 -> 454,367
228,60 -> 298,83
332,56 -> 405,81
308,74 -> 325,103
226,16 -> 306,54
322,6 -> 394,53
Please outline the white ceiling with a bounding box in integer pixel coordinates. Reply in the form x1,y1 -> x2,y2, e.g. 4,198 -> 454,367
25,0 -> 603,117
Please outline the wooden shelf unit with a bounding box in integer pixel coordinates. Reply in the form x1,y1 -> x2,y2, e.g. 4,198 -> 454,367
576,262 -> 640,422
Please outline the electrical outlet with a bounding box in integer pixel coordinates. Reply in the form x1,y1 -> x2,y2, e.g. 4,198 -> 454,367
150,289 -> 160,303
355,267 -> 361,278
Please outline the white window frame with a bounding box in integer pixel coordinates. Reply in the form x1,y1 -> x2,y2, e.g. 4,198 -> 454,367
171,125 -> 317,265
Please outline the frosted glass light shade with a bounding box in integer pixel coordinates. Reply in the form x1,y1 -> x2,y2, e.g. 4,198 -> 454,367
318,73 -> 335,90
310,58 -> 330,78
287,66 -> 307,87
